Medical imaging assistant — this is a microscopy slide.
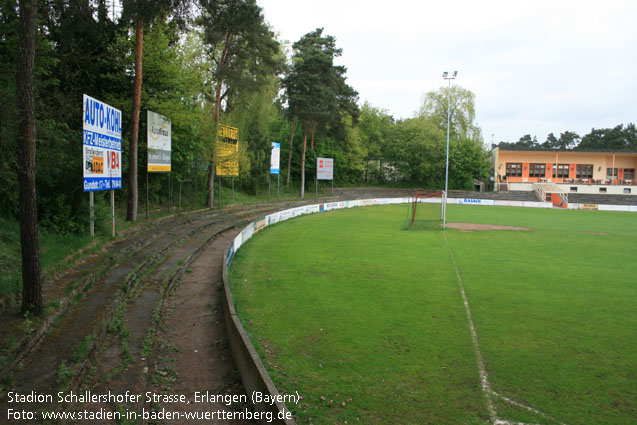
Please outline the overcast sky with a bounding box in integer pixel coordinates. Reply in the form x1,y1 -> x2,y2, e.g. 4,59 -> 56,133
258,0 -> 636,144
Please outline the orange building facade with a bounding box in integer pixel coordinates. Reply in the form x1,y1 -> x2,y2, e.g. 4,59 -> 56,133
492,148 -> 637,195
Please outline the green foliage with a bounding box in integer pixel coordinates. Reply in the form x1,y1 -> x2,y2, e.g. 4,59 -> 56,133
576,123 -> 637,151
419,85 -> 482,141
540,131 -> 581,150
284,28 -> 358,129
497,134 -> 541,150
355,90 -> 489,189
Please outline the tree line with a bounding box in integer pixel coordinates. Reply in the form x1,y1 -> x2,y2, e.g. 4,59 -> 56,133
2,0 -> 489,313
495,123 -> 637,151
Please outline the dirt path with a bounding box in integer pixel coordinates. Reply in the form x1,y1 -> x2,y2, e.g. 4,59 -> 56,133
149,229 -> 253,424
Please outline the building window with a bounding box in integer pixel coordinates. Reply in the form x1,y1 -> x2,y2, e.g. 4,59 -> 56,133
570,187 -> 578,192
506,163 -> 522,177
576,164 -> 593,179
599,187 -> 607,193
624,188 -> 632,194
529,163 -> 546,178
552,164 -> 569,178
607,168 -> 618,179
623,169 -> 635,179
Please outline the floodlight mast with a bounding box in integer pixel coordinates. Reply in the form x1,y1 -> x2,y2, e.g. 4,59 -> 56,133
442,70 -> 457,229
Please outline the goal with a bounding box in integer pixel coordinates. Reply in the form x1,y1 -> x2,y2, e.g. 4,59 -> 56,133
406,190 -> 444,229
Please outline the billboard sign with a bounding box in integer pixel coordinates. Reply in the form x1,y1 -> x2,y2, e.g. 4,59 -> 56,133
270,142 -> 280,175
457,198 -> 495,206
83,94 -> 122,191
147,110 -> 171,172
317,157 -> 334,180
216,124 -> 239,176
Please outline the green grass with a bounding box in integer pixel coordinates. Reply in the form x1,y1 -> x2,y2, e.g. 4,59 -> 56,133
0,217 -> 94,299
228,204 -> 637,425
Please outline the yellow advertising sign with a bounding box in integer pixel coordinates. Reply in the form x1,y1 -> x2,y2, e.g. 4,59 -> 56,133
216,124 -> 239,176
92,156 -> 104,174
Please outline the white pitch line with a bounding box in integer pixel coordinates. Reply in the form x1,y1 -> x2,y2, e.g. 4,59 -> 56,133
443,231 -> 497,423
442,232 -> 564,425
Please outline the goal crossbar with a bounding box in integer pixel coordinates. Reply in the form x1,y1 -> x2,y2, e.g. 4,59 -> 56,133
407,190 -> 444,228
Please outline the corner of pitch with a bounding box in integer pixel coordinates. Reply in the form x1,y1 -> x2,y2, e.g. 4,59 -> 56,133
251,391 -> 300,406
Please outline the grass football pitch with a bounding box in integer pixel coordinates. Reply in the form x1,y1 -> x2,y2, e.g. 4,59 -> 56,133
228,204 -> 637,425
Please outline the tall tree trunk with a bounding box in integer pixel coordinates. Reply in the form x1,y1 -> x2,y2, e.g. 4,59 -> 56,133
16,0 -> 43,315
208,33 -> 232,205
285,110 -> 297,187
213,33 -> 232,123
365,158 -> 369,183
127,18 -> 143,221
214,78 -> 223,123
310,121 -> 316,150
300,125 -> 308,198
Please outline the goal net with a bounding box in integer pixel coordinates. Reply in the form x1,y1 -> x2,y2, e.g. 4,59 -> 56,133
406,190 -> 444,230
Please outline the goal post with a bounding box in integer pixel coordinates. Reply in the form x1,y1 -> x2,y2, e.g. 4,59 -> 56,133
406,190 -> 444,229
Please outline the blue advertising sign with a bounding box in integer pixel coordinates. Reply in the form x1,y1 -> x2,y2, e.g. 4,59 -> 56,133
83,94 -> 122,191
270,142 -> 280,175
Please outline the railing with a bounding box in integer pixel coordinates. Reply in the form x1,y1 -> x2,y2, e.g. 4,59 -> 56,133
558,192 -> 569,206
533,183 -> 545,202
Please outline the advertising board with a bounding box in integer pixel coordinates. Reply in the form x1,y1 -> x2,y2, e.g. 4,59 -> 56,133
270,142 -> 280,175
216,124 -> 239,176
317,157 -> 334,180
147,110 -> 171,172
83,94 -> 122,191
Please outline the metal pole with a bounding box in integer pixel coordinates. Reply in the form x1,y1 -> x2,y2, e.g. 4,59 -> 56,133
219,176 -> 222,206
168,173 -> 172,212
111,189 -> 115,238
89,191 -> 94,237
232,177 -> 234,202
443,78 -> 450,229
146,170 -> 149,219
179,179 -> 182,209
442,71 -> 457,229
277,174 -> 280,199
268,174 -> 271,199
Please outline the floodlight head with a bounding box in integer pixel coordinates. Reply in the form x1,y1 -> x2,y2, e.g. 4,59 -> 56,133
453,71 -> 458,77
442,71 -> 448,78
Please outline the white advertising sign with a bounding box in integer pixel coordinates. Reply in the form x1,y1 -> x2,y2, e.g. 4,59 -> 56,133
317,157 -> 334,180
270,142 -> 280,175
147,110 -> 171,172
457,199 -> 495,206
83,94 -> 122,191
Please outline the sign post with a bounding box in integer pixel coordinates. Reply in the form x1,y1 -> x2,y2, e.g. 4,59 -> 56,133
270,142 -> 280,200
147,110 -> 171,218
83,94 -> 122,237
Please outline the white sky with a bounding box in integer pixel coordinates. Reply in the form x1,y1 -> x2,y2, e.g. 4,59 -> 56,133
258,0 -> 637,144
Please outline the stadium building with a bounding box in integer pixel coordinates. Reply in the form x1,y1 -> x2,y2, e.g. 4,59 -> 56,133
492,148 -> 637,197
